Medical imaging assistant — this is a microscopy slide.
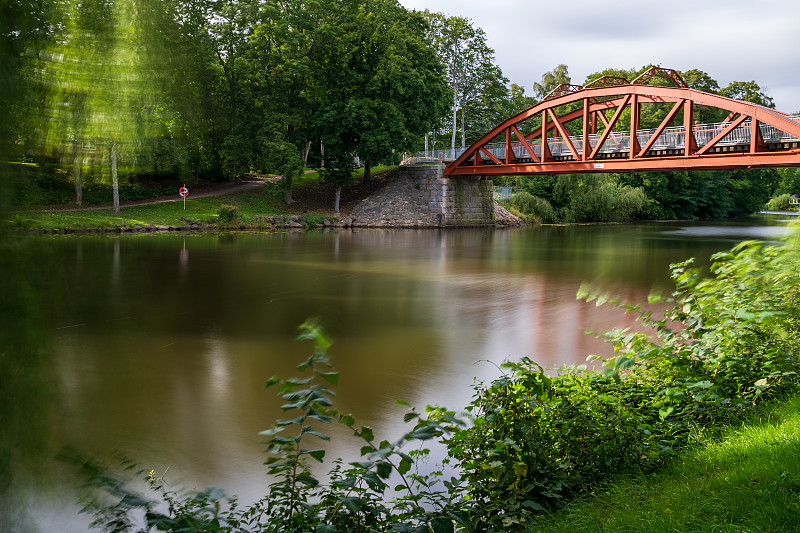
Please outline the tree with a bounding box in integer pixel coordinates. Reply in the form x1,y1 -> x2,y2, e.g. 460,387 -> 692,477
423,11 -> 502,152
720,80 -> 775,109
679,68 -> 724,124
312,0 -> 448,182
533,63 -> 571,100
35,0 -> 172,211
319,154 -> 354,214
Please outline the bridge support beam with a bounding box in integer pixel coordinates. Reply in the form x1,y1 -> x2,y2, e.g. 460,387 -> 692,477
404,165 -> 496,226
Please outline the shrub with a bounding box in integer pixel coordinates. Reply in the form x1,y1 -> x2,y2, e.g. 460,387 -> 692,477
766,193 -> 794,211
66,321 -> 471,533
507,191 -> 558,223
447,232 -> 800,529
217,204 -> 239,224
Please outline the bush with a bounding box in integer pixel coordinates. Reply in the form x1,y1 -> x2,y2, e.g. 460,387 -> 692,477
507,191 -> 558,223
766,193 -> 794,211
217,204 -> 239,224
64,231 -> 800,533
448,232 -> 800,528
65,321 -> 471,533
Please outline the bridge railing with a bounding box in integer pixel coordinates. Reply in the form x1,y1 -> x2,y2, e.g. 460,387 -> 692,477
405,116 -> 800,164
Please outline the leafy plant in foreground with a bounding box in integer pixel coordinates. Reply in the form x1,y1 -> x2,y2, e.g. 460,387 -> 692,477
447,231 -> 800,531
66,319 -> 470,532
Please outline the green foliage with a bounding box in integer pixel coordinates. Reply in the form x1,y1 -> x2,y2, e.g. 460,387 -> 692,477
313,1 -> 449,167
7,167 -> 174,207
67,319 -> 470,532
766,193 -> 794,211
506,191 -> 557,224
216,204 -> 239,224
773,168 -> 800,196
527,394 -> 800,533
448,231 -> 800,528
319,157 -> 355,189
61,228 -> 800,532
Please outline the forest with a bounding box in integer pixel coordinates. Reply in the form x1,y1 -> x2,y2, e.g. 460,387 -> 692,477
2,0 -> 799,219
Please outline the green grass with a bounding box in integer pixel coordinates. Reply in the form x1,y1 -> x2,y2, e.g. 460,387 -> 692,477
7,166 -> 400,230
528,393 -> 800,533
8,189 -> 286,230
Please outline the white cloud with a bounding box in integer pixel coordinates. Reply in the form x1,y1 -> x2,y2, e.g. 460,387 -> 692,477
400,0 -> 800,112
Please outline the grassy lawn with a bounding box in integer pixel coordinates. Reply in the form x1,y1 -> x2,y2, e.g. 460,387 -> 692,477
7,166 -> 398,230
528,393 -> 800,533
8,189 -> 283,230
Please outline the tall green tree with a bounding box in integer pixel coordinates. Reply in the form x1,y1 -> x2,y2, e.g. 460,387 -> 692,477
35,0 -> 172,211
312,0 -> 448,181
720,80 -> 775,109
247,0 -> 329,202
423,11 -> 501,152
532,63 -> 571,100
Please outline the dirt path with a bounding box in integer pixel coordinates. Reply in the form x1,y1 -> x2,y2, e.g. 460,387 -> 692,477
39,174 -> 275,212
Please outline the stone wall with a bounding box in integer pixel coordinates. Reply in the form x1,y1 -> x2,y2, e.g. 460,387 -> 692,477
348,165 -> 521,227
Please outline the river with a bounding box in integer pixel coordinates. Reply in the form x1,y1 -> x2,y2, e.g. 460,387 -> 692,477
1,214 -> 795,532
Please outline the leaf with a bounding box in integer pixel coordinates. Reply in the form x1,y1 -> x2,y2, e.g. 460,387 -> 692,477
359,426 -> 375,442
448,510 -> 470,527
315,371 -> 339,385
294,473 -> 320,487
408,424 -> 439,441
342,497 -> 362,513
275,416 -> 304,426
316,525 -> 337,533
403,412 -> 420,423
521,500 -> 545,511
659,406 -> 674,421
265,376 -> 282,388
431,516 -> 454,533
301,449 -> 326,462
302,427 -> 331,441
376,461 -> 392,479
258,426 -> 284,437
398,458 -> 412,475
285,377 -> 313,385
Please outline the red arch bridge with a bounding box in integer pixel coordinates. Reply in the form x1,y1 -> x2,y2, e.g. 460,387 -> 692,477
403,68 -> 800,177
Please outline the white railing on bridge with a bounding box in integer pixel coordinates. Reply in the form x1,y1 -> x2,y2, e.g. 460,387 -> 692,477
404,116 -> 800,164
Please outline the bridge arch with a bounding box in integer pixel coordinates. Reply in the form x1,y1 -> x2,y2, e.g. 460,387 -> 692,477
444,68 -> 800,177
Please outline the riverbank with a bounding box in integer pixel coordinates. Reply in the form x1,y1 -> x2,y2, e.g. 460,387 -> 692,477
529,392 -> 800,532
6,166 -> 523,232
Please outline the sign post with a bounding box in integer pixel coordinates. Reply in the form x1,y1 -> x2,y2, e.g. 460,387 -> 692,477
179,185 -> 189,210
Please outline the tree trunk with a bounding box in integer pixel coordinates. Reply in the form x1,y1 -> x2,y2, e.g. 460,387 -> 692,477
284,174 -> 293,205
363,160 -> 371,183
461,107 -> 466,149
320,141 -> 325,169
111,143 -> 119,213
451,96 -> 457,153
302,140 -> 311,166
334,184 -> 341,215
72,140 -> 83,206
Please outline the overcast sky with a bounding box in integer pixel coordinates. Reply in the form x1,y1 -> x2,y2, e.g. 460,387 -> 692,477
398,0 -> 800,114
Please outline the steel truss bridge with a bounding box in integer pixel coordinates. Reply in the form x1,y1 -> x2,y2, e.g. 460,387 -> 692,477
405,68 -> 800,177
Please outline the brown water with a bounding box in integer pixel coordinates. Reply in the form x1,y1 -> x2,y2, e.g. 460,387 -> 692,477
2,215 -> 795,532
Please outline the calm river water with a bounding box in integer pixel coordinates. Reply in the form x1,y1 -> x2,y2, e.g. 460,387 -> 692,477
2,214 -> 796,532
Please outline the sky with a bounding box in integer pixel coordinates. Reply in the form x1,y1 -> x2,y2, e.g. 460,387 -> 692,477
398,0 -> 800,114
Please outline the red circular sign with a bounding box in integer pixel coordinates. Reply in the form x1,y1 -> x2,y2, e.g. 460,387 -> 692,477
178,186 -> 189,197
